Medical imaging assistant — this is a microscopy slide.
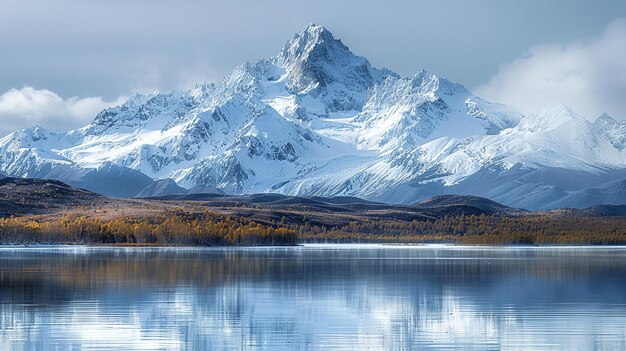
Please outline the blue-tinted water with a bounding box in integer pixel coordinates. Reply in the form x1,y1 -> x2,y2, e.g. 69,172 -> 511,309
1,244 -> 626,350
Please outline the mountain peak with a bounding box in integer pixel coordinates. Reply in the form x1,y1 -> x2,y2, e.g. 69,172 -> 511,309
275,24 -> 395,112
303,23 -> 332,37
592,113 -> 626,150
537,103 -> 582,121
519,103 -> 587,132
410,69 -> 468,96
10,125 -> 51,144
595,113 -> 618,125
277,24 -> 347,67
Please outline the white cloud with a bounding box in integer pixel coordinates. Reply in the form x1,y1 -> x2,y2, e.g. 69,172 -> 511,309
475,18 -> 626,120
0,86 -> 126,136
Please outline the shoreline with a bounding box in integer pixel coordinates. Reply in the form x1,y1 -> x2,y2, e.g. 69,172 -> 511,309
3,242 -> 626,249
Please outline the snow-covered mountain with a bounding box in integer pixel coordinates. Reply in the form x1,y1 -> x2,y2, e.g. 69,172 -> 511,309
1,24 -> 625,209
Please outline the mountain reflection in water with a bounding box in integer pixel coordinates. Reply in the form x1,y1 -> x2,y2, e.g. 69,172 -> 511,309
1,245 -> 625,350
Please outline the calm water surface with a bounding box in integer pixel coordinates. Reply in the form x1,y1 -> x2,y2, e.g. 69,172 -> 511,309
1,244 -> 626,350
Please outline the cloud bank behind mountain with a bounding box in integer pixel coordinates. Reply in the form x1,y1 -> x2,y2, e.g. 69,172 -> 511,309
0,87 -> 125,136
476,18 -> 626,120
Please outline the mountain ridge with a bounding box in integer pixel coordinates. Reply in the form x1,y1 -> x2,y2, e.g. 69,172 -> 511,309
1,24 -> 625,209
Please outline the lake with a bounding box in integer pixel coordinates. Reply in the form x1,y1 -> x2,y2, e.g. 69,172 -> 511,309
1,244 -> 625,350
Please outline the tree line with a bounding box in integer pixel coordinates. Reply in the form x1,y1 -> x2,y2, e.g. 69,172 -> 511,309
1,211 -> 625,246
295,214 -> 626,245
0,211 -> 297,246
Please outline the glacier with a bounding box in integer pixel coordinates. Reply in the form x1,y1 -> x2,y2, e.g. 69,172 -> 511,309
1,24 -> 625,210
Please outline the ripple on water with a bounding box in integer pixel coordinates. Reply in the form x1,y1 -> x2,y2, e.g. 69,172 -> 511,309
0,244 -> 625,350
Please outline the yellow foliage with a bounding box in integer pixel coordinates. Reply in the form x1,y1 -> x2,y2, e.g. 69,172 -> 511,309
0,211 -> 298,246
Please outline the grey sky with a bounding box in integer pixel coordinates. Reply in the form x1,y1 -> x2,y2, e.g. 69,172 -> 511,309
1,0 -> 626,135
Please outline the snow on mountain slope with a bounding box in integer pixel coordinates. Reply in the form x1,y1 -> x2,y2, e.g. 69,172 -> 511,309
1,24 -> 626,208
408,104 -> 626,181
363,105 -> 626,209
267,103 -> 626,209
399,105 -> 625,187
0,127 -> 74,177
593,113 -> 626,151
349,70 -> 522,153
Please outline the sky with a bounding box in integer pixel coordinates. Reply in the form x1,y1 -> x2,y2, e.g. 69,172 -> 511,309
1,0 -> 626,135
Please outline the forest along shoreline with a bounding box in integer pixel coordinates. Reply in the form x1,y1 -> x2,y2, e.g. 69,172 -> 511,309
1,177 -> 626,247
2,211 -> 626,246
0,212 -> 626,246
